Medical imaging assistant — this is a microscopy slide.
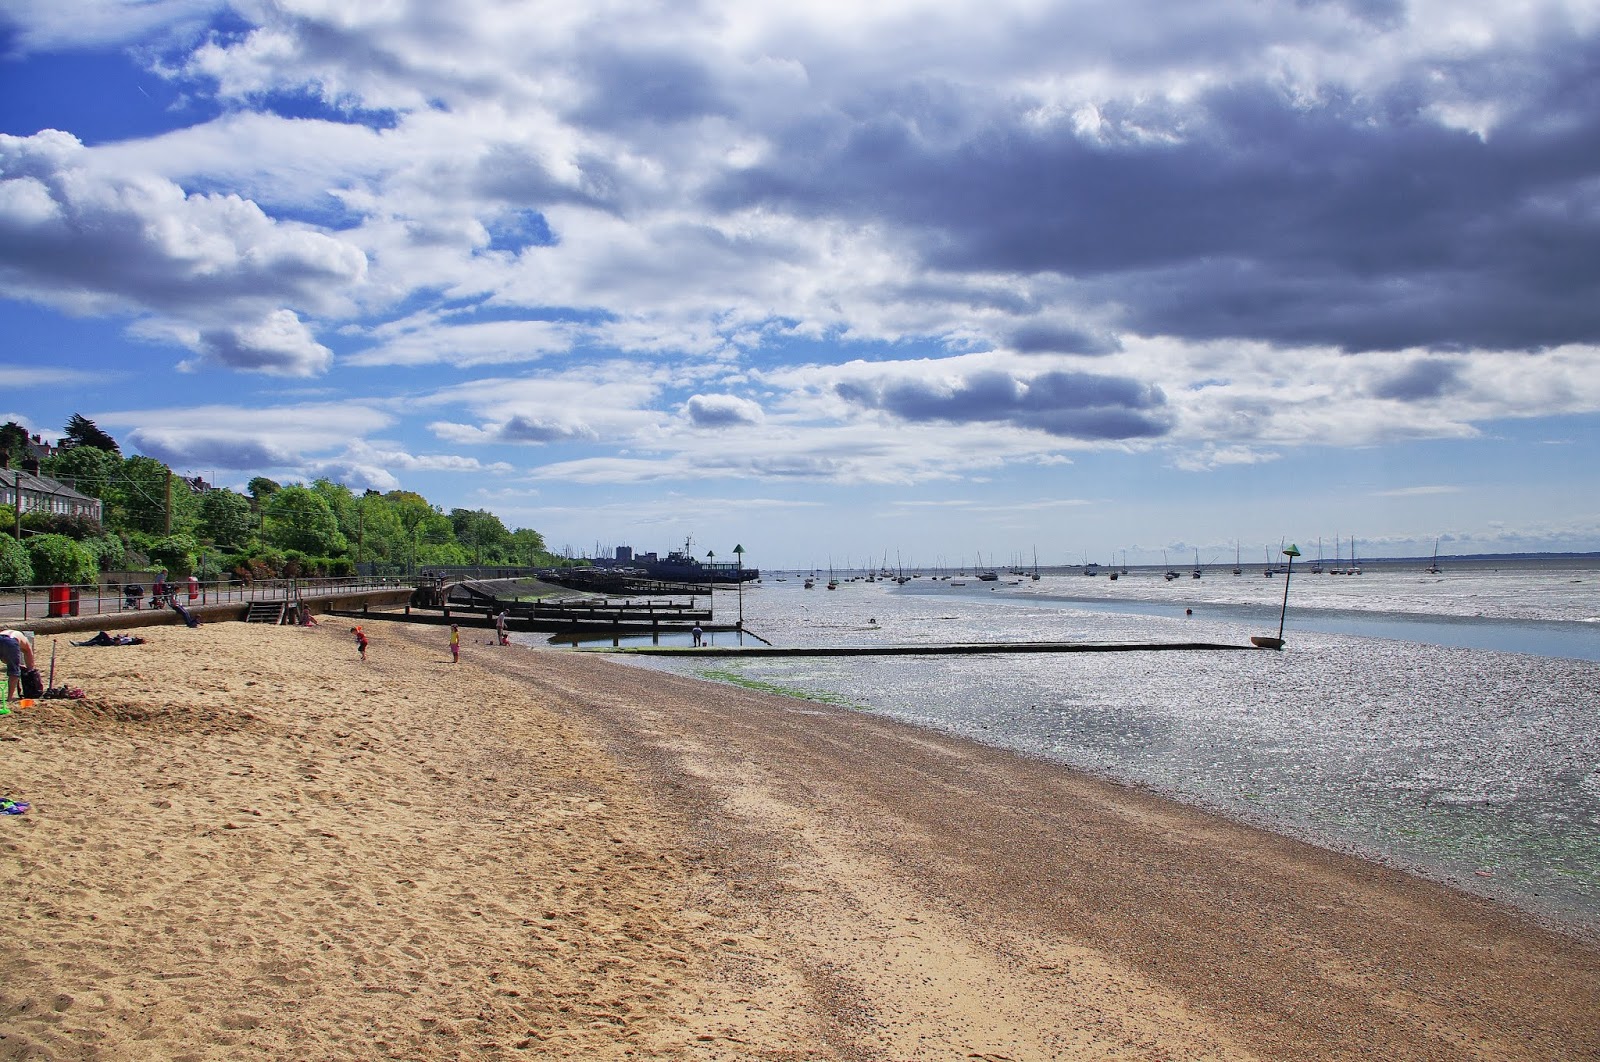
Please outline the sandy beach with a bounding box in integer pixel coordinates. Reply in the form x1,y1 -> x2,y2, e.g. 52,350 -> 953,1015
2,618 -> 1597,1060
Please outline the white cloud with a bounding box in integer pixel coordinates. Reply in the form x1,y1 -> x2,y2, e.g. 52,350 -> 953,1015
187,309 -> 333,376
1,0 -> 224,53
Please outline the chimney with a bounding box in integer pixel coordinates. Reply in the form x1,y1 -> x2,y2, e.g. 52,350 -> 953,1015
22,457 -> 40,475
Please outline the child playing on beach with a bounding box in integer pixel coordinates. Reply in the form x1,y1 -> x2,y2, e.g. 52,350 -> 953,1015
449,624 -> 460,663
351,625 -> 368,662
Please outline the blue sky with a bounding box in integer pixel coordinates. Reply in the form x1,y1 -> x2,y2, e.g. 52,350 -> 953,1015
3,1 -> 1598,570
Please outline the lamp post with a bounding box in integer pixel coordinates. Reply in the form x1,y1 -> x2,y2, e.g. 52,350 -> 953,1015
706,549 -> 715,626
733,544 -> 745,630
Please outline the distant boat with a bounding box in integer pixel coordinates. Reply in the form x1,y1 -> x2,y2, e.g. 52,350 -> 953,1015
1031,547 -> 1041,581
1426,538 -> 1442,575
1191,549 -> 1202,579
1163,550 -> 1181,581
976,550 -> 999,581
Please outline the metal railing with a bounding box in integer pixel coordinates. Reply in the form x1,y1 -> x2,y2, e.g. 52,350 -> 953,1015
0,575 -> 408,623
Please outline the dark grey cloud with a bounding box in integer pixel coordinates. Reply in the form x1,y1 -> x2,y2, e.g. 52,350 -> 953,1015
570,49 -> 731,129
1370,358 -> 1463,401
710,34 -> 1600,353
127,430 -> 293,469
497,415 -> 596,443
1006,322 -> 1122,356
473,144 -> 617,213
685,394 -> 762,428
836,369 -> 1170,440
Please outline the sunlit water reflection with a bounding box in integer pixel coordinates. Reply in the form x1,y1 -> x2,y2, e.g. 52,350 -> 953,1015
597,560 -> 1600,934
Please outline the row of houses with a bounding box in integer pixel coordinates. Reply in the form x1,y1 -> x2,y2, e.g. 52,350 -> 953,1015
0,451 -> 103,523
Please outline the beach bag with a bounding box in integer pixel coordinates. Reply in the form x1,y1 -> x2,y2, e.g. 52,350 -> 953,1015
19,667 -> 43,699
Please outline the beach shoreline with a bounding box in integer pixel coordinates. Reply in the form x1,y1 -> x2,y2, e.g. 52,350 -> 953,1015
2,618 -> 1596,1059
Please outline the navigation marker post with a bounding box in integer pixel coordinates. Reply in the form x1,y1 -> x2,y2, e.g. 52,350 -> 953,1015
733,544 -> 745,630
1252,543 -> 1301,650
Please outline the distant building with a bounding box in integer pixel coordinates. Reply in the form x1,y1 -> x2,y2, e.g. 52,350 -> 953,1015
0,456 -> 103,523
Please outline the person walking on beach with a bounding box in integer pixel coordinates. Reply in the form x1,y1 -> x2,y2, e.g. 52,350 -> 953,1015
449,624 -> 460,663
351,625 -> 368,662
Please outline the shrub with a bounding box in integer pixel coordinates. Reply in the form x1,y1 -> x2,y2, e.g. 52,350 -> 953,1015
20,511 -> 103,540
0,534 -> 33,586
24,533 -> 97,584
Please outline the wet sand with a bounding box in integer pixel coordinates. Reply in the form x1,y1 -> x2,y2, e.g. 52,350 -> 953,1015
1,619 -> 1595,1059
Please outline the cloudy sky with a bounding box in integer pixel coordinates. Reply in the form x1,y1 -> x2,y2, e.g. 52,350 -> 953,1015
3,0 -> 1598,569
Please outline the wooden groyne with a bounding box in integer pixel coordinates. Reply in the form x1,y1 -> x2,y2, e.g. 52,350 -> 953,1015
585,640 -> 1256,657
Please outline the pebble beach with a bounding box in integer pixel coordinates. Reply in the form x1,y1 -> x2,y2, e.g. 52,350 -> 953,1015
2,617 -> 1597,1060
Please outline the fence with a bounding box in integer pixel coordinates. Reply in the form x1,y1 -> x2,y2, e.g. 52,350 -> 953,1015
0,575 -> 407,624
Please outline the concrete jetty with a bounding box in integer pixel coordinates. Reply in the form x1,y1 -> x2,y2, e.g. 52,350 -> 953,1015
585,640 -> 1254,657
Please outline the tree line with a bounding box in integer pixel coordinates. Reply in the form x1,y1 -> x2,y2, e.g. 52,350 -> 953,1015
0,415 -> 560,587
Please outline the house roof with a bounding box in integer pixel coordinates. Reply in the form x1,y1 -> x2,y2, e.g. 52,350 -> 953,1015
4,468 -> 100,507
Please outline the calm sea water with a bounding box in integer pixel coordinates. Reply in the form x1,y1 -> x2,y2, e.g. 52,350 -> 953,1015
593,558 -> 1600,936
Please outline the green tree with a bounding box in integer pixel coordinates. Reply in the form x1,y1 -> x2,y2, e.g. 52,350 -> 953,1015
381,490 -> 453,574
197,489 -> 256,551
40,443 -> 119,501
247,477 -> 281,508
106,456 -> 198,536
0,534 -> 32,586
311,478 -> 361,551
352,494 -> 405,568
450,508 -> 512,564
64,413 -> 121,455
0,422 -> 30,468
261,485 -> 348,557
509,527 -> 548,566
24,533 -> 97,584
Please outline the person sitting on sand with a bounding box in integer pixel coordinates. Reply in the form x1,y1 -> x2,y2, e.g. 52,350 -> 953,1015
351,626 -> 368,662
73,631 -> 146,647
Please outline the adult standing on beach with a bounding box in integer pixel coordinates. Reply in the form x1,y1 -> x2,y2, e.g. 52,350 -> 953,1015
0,630 -> 25,701
449,624 -> 460,663
691,624 -> 703,647
494,611 -> 508,646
